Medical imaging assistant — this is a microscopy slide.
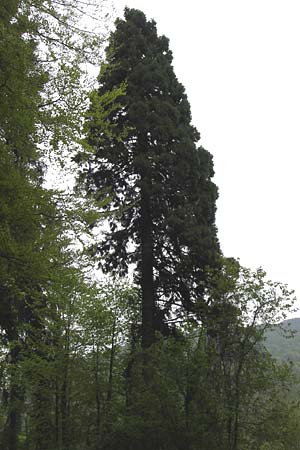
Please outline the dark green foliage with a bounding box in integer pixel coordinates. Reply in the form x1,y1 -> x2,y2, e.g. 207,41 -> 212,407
78,8 -> 220,345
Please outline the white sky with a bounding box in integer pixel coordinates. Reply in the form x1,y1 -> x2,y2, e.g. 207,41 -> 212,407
112,0 -> 300,313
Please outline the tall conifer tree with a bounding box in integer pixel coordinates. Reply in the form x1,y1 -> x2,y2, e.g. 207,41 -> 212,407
79,8 -> 220,347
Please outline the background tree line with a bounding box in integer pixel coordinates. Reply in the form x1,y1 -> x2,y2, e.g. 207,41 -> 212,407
0,3 -> 299,450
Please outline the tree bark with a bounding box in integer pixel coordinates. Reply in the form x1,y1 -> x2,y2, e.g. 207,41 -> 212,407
55,378 -> 62,450
95,343 -> 101,450
140,174 -> 155,349
61,325 -> 70,450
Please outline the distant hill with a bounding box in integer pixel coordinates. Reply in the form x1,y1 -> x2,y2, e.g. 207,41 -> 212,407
264,318 -> 300,363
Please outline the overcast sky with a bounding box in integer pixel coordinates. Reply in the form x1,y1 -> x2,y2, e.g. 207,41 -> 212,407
112,0 -> 300,313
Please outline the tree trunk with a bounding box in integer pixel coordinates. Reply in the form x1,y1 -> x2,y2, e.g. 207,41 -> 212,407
61,325 -> 70,450
107,316 -> 116,403
32,375 -> 53,450
140,174 -> 155,349
55,378 -> 62,450
6,385 -> 19,450
2,336 -> 22,450
95,343 -> 101,450
61,377 -> 69,450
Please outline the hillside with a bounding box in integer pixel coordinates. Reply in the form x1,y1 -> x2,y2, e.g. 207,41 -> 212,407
264,318 -> 300,362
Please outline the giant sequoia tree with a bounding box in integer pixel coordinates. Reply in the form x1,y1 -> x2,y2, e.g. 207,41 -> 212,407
79,8 -> 220,347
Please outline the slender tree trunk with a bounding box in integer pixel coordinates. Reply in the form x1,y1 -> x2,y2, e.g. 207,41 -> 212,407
61,377 -> 69,450
107,316 -> 116,403
184,362 -> 192,450
232,376 -> 241,450
227,414 -> 232,450
61,325 -> 70,450
95,343 -> 101,450
55,378 -> 61,450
